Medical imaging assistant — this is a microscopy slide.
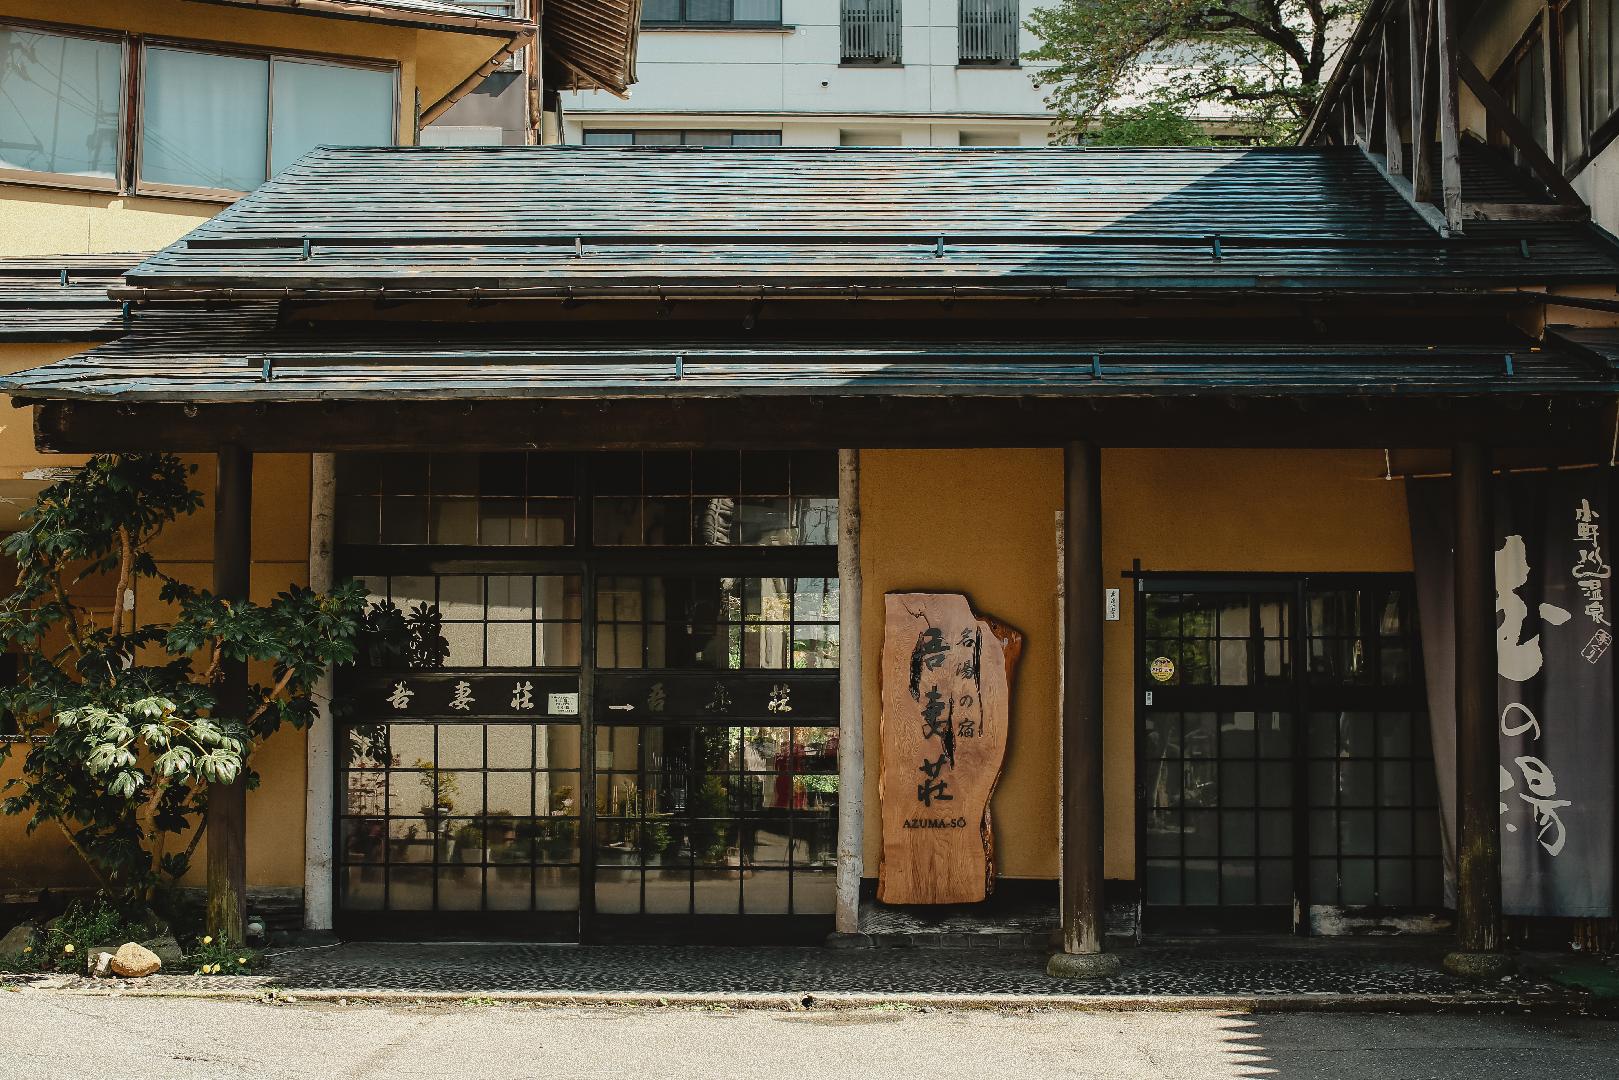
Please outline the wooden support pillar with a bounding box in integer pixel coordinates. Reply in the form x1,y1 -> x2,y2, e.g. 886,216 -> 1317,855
834,449 -> 865,936
206,445 -> 252,943
1435,0 -> 1465,233
1048,441 -> 1118,978
303,453 -> 336,930
1444,441 -> 1512,976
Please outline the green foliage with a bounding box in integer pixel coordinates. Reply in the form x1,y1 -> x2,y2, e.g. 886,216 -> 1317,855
1024,0 -> 1367,144
688,777 -> 730,861
0,895 -> 158,975
0,454 -> 367,905
1086,102 -> 1220,146
186,934 -> 266,976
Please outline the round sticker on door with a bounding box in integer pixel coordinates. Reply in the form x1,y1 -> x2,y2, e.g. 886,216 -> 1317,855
1149,656 -> 1176,683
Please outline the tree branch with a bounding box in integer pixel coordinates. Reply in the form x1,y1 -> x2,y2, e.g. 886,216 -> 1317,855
110,526 -> 133,645
49,574 -> 85,660
243,668 -> 300,730
1196,4 -> 1312,75
53,818 -> 111,891
180,807 -> 208,866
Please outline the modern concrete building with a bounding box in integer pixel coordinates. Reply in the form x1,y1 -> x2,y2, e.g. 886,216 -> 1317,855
556,0 -> 1057,147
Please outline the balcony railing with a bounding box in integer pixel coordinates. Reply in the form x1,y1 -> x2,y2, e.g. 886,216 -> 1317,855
841,0 -> 903,65
958,0 -> 1019,65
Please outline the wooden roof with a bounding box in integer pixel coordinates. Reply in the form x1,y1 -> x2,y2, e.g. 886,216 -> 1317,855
114,146 -> 1619,299
4,320 -> 1611,403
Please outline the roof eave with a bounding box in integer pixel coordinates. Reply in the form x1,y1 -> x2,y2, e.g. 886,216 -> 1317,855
187,0 -> 532,37
101,279 -> 1590,302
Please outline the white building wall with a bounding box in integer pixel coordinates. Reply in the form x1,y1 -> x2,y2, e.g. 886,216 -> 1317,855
560,0 -> 1055,146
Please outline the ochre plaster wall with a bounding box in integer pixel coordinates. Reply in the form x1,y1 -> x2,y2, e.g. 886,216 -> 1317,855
0,0 -> 490,890
860,448 -> 1414,883
1,449 -> 314,893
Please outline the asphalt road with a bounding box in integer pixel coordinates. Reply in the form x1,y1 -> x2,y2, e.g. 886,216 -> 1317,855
2,991 -> 1617,1080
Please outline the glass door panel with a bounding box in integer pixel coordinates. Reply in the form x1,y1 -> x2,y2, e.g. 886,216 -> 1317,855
1138,576 -> 1439,933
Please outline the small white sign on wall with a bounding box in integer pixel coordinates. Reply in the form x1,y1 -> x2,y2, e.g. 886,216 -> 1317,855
547,692 -> 579,715
1105,588 -> 1121,622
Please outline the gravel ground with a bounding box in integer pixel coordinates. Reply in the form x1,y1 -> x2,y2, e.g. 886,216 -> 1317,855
1,991 -> 1616,1080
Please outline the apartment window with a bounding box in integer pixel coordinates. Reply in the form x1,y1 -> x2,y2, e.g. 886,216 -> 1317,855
643,0 -> 783,25
958,0 -> 1019,66
0,25 -> 123,186
0,20 -> 399,197
959,130 -> 1021,146
141,46 -> 395,195
840,129 -> 901,145
582,130 -> 782,146
841,0 -> 903,65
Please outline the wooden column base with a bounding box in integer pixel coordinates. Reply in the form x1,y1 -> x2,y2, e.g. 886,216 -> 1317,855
1442,950 -> 1516,978
1047,951 -> 1122,979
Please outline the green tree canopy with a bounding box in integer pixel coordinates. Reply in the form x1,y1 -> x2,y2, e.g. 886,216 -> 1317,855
1086,102 -> 1220,146
1025,0 -> 1367,144
0,454 -> 365,908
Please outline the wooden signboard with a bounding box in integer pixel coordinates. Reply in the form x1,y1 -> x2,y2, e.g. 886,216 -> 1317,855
878,592 -> 1022,905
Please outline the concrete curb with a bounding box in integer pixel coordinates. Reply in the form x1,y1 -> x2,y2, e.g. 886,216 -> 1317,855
25,985 -> 1597,1014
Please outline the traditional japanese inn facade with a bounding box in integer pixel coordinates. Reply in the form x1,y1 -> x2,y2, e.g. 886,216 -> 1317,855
3,0 -> 1619,977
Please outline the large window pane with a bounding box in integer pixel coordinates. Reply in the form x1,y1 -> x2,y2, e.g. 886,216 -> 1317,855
141,47 -> 268,191
270,59 -> 394,175
0,28 -> 121,179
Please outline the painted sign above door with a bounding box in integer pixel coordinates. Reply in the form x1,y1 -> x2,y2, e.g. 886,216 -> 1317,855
878,592 -> 1022,905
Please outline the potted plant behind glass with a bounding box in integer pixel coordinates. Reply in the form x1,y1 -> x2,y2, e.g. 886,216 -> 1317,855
454,822 -> 485,866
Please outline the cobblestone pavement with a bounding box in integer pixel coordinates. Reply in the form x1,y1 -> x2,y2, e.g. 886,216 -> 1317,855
6,937 -> 1565,1001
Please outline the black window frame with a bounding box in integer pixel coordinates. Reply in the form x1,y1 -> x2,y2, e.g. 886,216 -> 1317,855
334,450 -> 841,943
957,0 -> 1021,67
580,129 -> 784,147
840,0 -> 904,66
1134,571 -> 1439,935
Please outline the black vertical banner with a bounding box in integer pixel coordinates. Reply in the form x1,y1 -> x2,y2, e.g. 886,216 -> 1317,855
1495,470 -> 1614,917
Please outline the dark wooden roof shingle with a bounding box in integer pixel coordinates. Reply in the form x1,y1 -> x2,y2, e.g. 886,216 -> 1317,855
117,146 -> 1619,297
6,326 -> 1611,403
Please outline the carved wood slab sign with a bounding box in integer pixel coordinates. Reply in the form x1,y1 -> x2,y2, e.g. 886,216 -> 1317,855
879,592 -> 1022,905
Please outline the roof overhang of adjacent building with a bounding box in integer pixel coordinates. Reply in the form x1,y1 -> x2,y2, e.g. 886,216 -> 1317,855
188,0 -> 640,102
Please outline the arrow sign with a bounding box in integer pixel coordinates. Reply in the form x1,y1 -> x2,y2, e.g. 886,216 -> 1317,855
607,703 -> 635,712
